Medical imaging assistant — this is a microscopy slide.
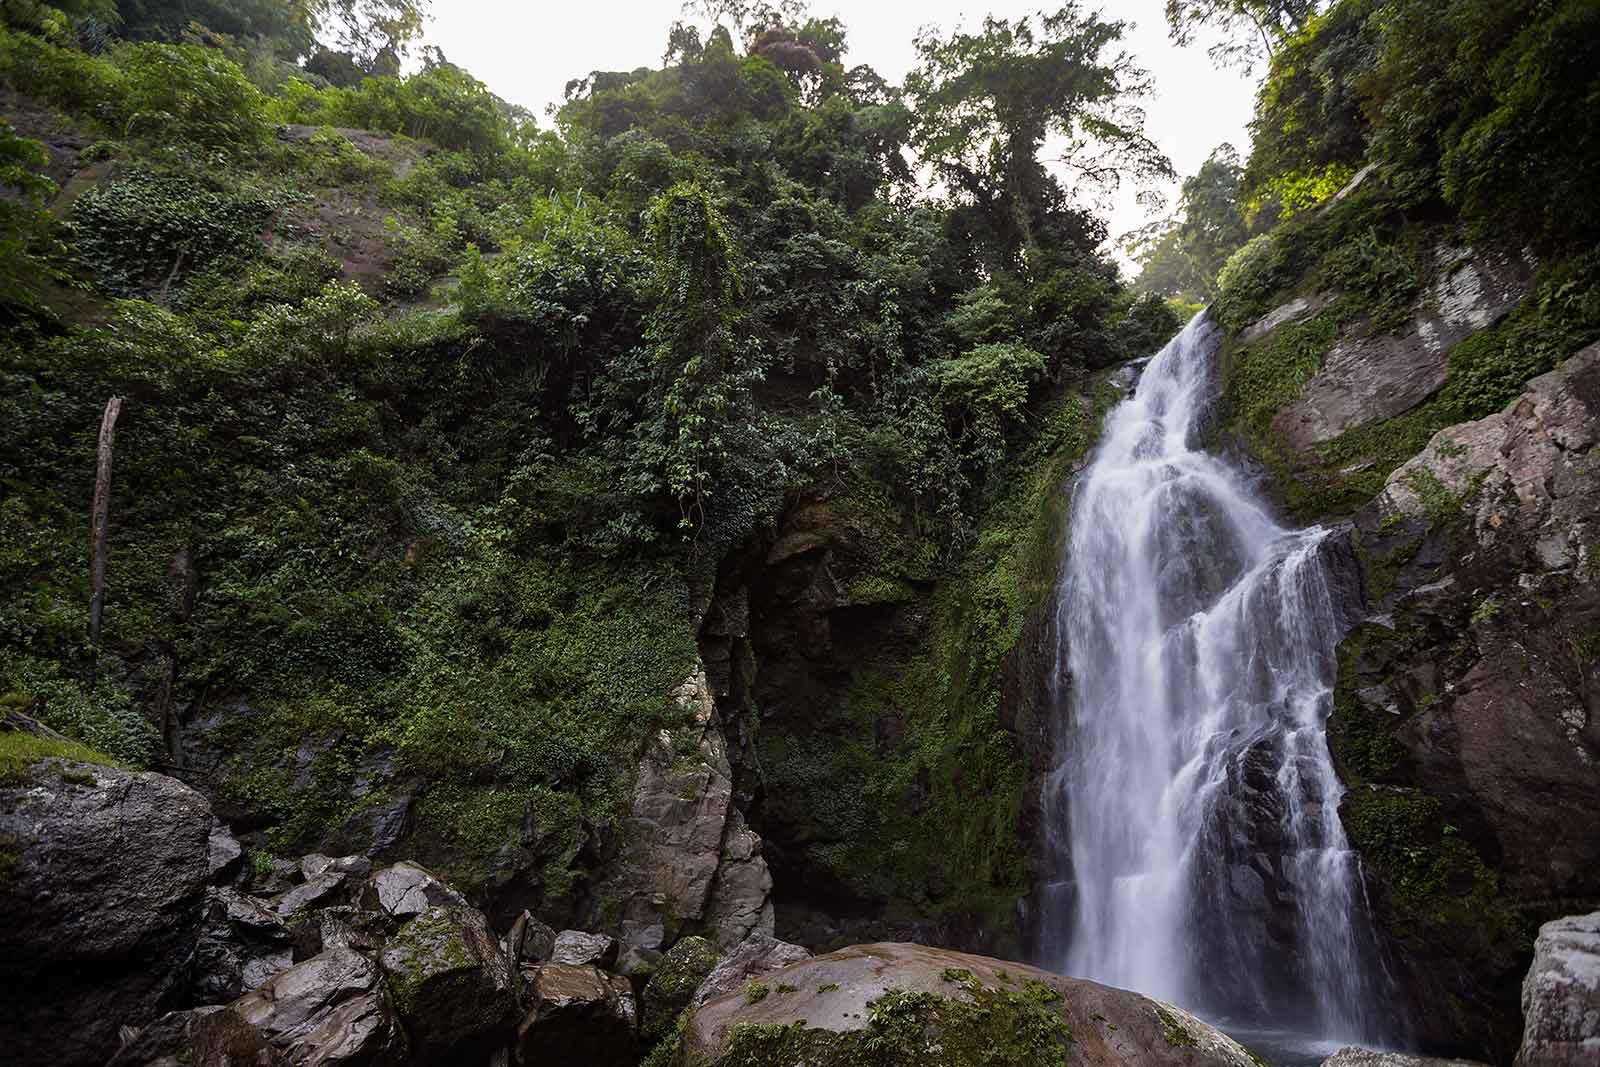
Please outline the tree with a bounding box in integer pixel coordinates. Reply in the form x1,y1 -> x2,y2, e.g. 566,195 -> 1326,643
1176,143 -> 1249,295
1164,0 -> 1322,72
906,5 -> 1170,272
318,0 -> 428,75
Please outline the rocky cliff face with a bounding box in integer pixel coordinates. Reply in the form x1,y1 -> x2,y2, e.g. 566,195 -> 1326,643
1213,189 -> 1600,1059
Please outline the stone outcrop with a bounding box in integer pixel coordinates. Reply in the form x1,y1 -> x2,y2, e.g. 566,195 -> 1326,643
551,928 -> 619,968
1515,911 -> 1600,1067
607,665 -> 775,958
516,963 -> 638,1067
359,859 -> 468,920
379,906 -> 518,1062
201,946 -> 402,1064
1271,246 -> 1534,450
0,757 -> 213,1067
681,942 -> 1260,1067
1328,341 -> 1600,1056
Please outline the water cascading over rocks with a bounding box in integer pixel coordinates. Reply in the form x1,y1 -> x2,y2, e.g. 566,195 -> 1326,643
1033,314 -> 1395,1044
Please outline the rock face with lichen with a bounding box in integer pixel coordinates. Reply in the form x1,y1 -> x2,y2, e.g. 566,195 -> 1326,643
680,942 -> 1259,1067
1324,341 -> 1600,1057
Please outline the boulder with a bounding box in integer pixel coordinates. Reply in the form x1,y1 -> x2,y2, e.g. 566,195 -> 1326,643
192,887 -> 294,1004
642,935 -> 718,1043
359,860 -> 467,922
379,905 -> 518,1061
551,929 -> 619,969
208,821 -> 245,884
202,946 -> 401,1065
692,932 -> 811,1008
107,1008 -> 233,1067
289,905 -> 387,963
504,909 -> 557,965
271,859 -> 369,921
1321,1049 -> 1488,1067
1515,911 -> 1600,1067
0,757 -> 212,1067
517,963 -> 637,1067
682,942 -> 1260,1067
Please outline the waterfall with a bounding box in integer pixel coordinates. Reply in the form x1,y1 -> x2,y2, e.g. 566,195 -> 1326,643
1034,313 -> 1392,1046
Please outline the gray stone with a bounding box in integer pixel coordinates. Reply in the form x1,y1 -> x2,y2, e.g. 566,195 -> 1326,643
106,1008 -> 233,1067
359,860 -> 467,921
517,963 -> 637,1067
208,821 -> 244,884
606,666 -> 775,954
1275,246 -> 1534,449
505,909 -> 557,964
0,758 -> 212,1067
551,928 -> 619,968
379,905 -> 518,1062
299,853 -> 372,881
682,942 -> 1260,1067
192,887 -> 294,1004
1515,911 -> 1600,1067
287,905 -> 386,963
208,946 -> 400,1065
691,932 -> 812,1008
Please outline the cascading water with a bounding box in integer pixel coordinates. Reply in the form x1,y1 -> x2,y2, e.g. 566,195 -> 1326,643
1033,313 -> 1395,1051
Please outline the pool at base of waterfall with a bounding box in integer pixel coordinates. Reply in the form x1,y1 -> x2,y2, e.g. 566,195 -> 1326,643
1223,1026 -> 1354,1067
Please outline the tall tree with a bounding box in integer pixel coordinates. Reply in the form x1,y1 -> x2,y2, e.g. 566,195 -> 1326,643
906,4 -> 1170,271
1176,143 -> 1249,295
1164,0 -> 1322,71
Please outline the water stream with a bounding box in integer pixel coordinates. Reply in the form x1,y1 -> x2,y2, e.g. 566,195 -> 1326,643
1033,313 -> 1395,1049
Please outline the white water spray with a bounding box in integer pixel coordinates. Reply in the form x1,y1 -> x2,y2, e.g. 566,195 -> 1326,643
1035,314 -> 1392,1044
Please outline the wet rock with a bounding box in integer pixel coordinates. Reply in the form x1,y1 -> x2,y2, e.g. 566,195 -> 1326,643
517,963 -> 637,1067
642,935 -> 718,1043
359,860 -> 467,921
192,887 -> 294,1004
551,929 -> 619,969
691,932 -> 812,1007
208,821 -> 244,884
287,905 -> 387,963
107,1008 -> 233,1067
379,905 -> 517,1062
0,758 -> 212,1067
202,946 -> 400,1065
1321,1049 -> 1487,1067
271,856 -> 370,921
1515,911 -> 1600,1067
682,942 -> 1260,1067
505,910 -> 557,964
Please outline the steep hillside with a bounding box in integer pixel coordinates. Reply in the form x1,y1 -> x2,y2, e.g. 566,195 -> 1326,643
1199,1 -> 1600,1057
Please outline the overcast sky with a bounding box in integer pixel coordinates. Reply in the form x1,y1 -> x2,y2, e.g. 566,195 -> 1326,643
422,1 -> 1257,258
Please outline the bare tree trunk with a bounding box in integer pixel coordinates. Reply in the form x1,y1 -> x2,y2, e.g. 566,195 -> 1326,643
89,397 -> 122,667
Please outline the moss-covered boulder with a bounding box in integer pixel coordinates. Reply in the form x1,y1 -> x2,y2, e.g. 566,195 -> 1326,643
378,905 -> 517,1061
680,942 -> 1259,1067
642,935 -> 719,1043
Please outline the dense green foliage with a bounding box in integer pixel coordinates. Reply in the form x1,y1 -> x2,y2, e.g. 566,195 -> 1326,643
0,2 -> 1178,916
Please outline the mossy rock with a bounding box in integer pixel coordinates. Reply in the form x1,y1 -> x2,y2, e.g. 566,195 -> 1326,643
681,942 -> 1261,1067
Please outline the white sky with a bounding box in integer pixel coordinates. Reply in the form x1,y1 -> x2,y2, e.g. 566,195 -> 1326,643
422,1 -> 1258,260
